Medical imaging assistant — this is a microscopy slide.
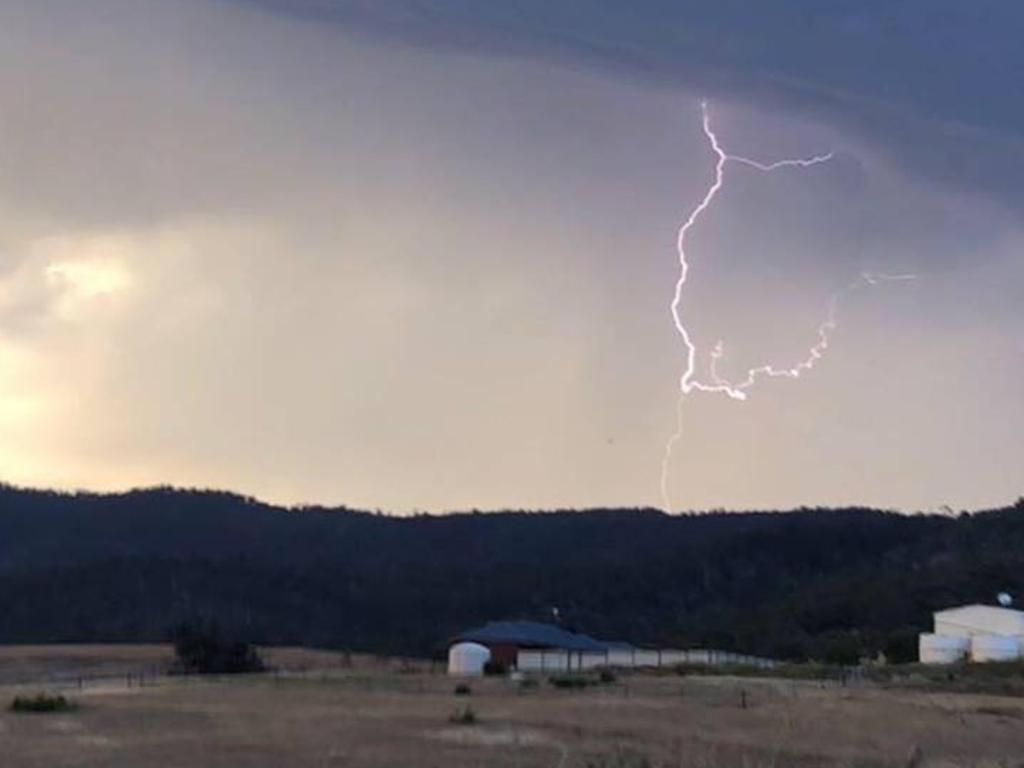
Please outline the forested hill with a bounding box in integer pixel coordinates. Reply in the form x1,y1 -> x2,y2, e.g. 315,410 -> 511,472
1,485 -> 1022,662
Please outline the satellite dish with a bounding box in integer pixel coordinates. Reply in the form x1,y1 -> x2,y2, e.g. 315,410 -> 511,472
998,592 -> 1013,607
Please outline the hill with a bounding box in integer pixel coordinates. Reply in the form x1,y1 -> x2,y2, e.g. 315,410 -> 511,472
1,485 -> 1022,662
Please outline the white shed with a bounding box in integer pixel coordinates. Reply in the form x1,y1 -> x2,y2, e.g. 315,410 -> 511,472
447,642 -> 491,676
919,604 -> 1024,664
970,635 -> 1020,663
918,633 -> 970,664
934,605 -> 1024,637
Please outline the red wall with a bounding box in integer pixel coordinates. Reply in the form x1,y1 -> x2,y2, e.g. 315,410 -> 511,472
486,643 -> 519,667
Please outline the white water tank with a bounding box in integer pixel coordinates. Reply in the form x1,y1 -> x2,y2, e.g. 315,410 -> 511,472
447,642 -> 491,676
970,635 -> 1020,663
919,634 -> 970,664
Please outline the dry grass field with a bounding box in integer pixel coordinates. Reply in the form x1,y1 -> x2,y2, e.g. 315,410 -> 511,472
2,647 -> 1024,767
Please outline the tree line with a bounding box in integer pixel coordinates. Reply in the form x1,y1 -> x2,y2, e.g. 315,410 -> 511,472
1,484 -> 1022,663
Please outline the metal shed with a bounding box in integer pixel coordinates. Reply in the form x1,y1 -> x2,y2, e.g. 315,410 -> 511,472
447,620 -> 607,674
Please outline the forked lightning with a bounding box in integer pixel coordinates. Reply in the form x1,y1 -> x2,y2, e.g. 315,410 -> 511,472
659,101 -> 912,512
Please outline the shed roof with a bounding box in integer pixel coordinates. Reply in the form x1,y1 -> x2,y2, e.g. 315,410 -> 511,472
934,604 -> 1024,634
935,604 -> 1024,619
599,641 -> 636,651
453,621 -> 608,652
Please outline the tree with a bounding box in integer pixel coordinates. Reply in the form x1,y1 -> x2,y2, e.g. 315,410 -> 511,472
818,632 -> 863,666
883,628 -> 920,664
170,618 -> 265,674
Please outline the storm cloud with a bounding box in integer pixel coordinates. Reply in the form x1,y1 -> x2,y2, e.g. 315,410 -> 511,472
0,0 -> 1020,512
237,0 -> 1024,209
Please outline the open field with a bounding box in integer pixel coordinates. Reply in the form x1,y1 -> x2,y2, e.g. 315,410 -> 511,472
3,648 -> 1024,767
0,644 -> 431,687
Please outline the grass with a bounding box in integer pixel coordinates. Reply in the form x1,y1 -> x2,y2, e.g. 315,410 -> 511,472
867,660 -> 1024,695
673,661 -> 847,681
4,645 -> 1024,766
10,693 -> 77,714
585,748 -> 653,768
548,670 -> 619,690
669,657 -> 1024,697
975,704 -> 1024,719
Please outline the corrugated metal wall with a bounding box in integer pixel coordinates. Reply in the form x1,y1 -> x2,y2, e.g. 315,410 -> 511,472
516,648 -> 777,672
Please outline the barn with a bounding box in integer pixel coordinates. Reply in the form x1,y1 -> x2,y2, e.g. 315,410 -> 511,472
446,620 -> 608,676
920,603 -> 1024,663
446,620 -> 778,676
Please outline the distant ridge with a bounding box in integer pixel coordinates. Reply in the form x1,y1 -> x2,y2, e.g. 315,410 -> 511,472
0,483 -> 1021,662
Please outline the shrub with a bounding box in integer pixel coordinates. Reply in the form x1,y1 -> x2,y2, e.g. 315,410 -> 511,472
483,660 -> 508,677
449,704 -> 477,725
453,683 -> 472,696
548,674 -> 589,689
10,693 -> 76,713
169,618 -> 265,675
883,629 -> 920,664
598,669 -> 617,684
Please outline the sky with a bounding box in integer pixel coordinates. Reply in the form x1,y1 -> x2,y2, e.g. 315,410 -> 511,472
0,0 -> 1021,513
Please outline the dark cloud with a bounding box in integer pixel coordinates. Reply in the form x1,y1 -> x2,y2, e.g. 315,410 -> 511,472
1,0 -> 1020,511
234,0 -> 1024,207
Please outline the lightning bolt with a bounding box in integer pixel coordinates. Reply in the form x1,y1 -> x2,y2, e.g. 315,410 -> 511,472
659,101 -> 913,513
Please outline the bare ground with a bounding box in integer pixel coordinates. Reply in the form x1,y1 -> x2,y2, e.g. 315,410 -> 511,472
2,647 -> 1024,767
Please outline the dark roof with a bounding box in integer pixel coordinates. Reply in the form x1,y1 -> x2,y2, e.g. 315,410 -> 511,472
453,621 -> 608,652
598,641 -> 636,651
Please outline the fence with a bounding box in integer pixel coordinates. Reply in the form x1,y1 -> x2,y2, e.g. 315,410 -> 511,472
516,647 -> 777,673
2,668 -> 166,695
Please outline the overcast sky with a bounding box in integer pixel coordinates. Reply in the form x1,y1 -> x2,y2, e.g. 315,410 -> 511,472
0,0 -> 1020,512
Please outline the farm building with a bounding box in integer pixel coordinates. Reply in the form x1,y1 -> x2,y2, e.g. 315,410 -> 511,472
447,621 -> 608,675
446,620 -> 775,676
920,604 -> 1024,663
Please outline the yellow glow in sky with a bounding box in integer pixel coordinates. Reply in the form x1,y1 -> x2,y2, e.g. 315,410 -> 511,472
46,258 -> 132,298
